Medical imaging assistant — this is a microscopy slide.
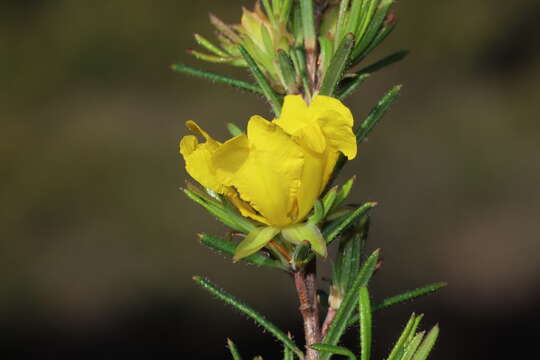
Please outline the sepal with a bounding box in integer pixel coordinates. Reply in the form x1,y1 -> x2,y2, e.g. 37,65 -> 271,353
234,226 -> 281,262
282,222 -> 327,257
182,186 -> 256,233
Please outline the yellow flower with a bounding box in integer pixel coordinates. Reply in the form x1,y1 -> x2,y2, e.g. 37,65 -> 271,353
180,95 -> 357,260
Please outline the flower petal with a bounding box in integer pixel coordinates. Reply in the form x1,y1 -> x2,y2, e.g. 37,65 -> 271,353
310,96 -> 357,159
213,115 -> 305,227
179,121 -> 227,194
273,95 -> 310,135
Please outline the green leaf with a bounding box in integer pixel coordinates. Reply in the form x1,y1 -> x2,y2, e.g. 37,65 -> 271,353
402,332 -> 425,360
193,277 -> 305,359
332,177 -> 356,211
407,315 -> 425,344
387,314 -> 419,360
310,344 -> 357,360
199,233 -> 286,269
356,0 -> 380,45
319,33 -> 355,96
283,340 -> 294,360
299,0 -> 316,49
194,33 -> 229,57
347,283 -> 446,327
321,250 -> 380,359
282,222 -> 327,257
238,45 -> 283,116
322,187 -> 338,217
183,189 -> 255,233
291,47 -> 311,98
318,35 -> 334,74
345,0 -> 364,37
352,0 -> 393,60
337,73 -> 370,101
234,227 -> 281,261
227,338 -> 243,360
262,0 -> 274,18
334,0 -> 351,48
412,325 -> 439,360
171,63 -> 263,95
291,2 -> 304,45
356,85 -> 402,144
282,0 -> 294,23
227,123 -> 244,137
358,287 -> 372,360
323,202 -> 377,245
188,49 -> 235,63
277,49 -> 299,93
352,22 -> 396,64
373,282 -> 447,311
308,200 -> 325,224
333,214 -> 368,295
355,50 -> 408,76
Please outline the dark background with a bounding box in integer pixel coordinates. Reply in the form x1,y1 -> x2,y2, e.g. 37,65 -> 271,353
2,0 -> 540,358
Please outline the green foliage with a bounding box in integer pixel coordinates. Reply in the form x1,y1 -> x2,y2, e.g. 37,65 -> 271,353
319,33 -> 355,97
227,338 -> 244,360
193,276 -> 304,359
183,188 -> 255,233
310,344 -> 357,360
171,63 -> 263,95
199,233 -> 286,270
358,287 -> 372,360
386,314 -> 440,360
179,2 -> 444,360
323,202 -> 377,245
238,45 -> 283,116
321,250 -> 379,356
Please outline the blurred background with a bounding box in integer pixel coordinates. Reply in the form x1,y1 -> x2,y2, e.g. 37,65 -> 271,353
1,0 -> 539,358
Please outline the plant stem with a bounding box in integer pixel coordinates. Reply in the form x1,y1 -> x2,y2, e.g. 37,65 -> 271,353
321,307 -> 337,337
294,261 -> 321,360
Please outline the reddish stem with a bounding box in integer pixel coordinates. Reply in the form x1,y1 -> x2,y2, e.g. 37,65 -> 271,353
294,261 -> 321,360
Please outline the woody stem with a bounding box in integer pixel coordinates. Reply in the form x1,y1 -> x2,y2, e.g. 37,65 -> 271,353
294,260 -> 321,360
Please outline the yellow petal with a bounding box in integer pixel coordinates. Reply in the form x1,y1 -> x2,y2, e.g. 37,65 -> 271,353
274,95 -> 328,154
228,191 -> 270,225
213,115 -> 305,227
310,96 -> 357,159
296,149 -> 327,221
273,95 -> 310,135
179,121 -> 226,194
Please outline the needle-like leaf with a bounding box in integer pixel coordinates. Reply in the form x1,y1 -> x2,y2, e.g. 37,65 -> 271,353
320,250 -> 380,359
358,287 -> 372,360
355,50 -> 409,76
227,338 -> 243,360
193,277 -> 305,360
412,325 -> 439,360
198,233 -> 286,270
401,332 -> 425,360
373,282 -> 448,311
310,344 -> 357,360
238,45 -> 283,116
387,314 -> 419,360
323,202 -> 377,245
319,33 -> 355,96
171,63 -> 263,95
337,73 -> 370,101
355,85 -> 402,144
